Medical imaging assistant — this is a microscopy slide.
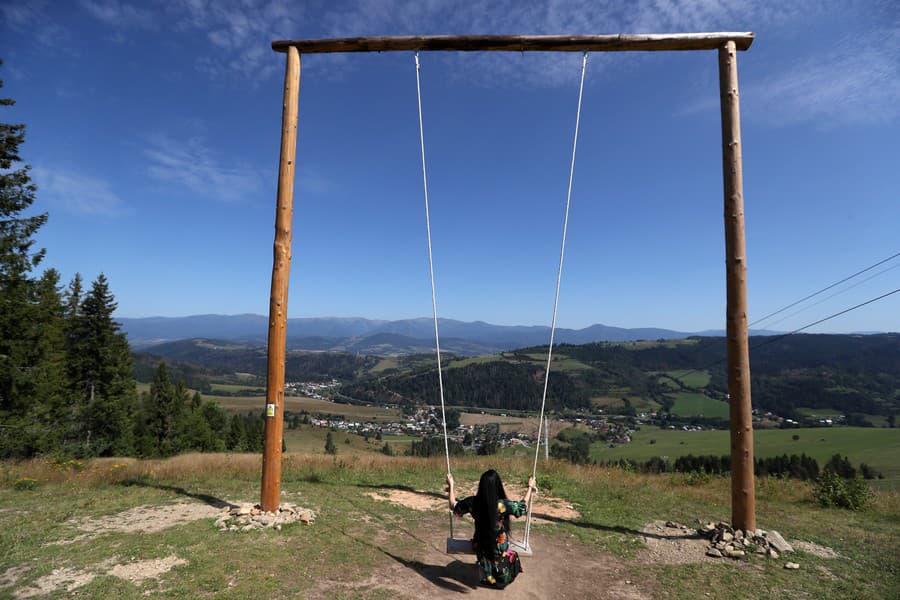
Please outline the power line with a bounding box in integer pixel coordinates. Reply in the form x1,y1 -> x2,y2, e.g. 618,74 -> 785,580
747,287 -> 900,352
764,261 -> 900,329
672,286 -> 900,381
750,251 -> 900,328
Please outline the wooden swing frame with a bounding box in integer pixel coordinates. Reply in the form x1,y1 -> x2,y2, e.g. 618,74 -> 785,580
260,32 -> 758,534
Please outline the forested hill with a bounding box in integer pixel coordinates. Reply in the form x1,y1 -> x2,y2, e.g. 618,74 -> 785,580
136,334 -> 900,422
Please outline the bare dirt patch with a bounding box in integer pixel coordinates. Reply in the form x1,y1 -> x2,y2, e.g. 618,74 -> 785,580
311,530 -> 650,600
76,502 -> 223,535
365,484 -> 580,525
636,520 -> 719,565
0,566 -> 29,590
12,556 -> 187,597
108,555 -> 187,584
13,567 -> 97,598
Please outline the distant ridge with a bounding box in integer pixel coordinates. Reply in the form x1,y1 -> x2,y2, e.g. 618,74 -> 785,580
119,314 -> 785,356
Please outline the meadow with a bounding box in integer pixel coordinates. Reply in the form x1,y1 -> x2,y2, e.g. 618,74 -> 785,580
211,394 -> 401,422
1,453 -> 897,598
590,426 -> 900,490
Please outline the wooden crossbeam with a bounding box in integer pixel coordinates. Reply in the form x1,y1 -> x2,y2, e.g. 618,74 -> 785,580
272,33 -> 754,54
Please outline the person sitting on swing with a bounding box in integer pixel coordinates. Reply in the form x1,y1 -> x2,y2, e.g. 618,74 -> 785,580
447,470 -> 537,589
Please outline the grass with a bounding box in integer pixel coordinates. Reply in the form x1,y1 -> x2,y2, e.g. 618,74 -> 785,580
795,407 -> 844,418
664,370 -> 711,388
210,383 -> 264,394
1,453 -> 896,599
210,395 -> 401,422
592,426 -> 900,490
669,392 -> 730,419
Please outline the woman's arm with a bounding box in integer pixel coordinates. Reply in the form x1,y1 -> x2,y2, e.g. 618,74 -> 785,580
447,474 -> 456,510
523,476 -> 537,506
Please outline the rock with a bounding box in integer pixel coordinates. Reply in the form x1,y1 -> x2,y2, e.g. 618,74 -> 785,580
734,529 -> 743,540
237,504 -> 253,516
765,531 -> 794,553
706,548 -> 723,558
726,550 -> 745,558
241,525 -> 255,532
767,549 -> 779,559
722,532 -> 734,543
665,521 -> 681,528
784,562 -> 800,570
274,524 -> 282,531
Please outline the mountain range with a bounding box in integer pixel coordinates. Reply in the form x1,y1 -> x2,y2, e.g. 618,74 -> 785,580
119,314 -> 782,356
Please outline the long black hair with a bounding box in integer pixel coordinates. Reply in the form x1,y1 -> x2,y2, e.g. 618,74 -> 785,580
473,469 -> 509,555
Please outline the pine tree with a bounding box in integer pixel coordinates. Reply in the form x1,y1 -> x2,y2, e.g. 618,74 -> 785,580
0,63 -> 52,457
324,430 -> 337,455
227,413 -> 247,451
139,362 -> 183,457
69,275 -> 136,456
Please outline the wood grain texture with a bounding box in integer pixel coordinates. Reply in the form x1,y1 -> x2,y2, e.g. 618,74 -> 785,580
719,40 -> 756,532
261,46 -> 300,513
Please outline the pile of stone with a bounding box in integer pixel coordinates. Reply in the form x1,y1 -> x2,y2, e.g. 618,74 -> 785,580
215,502 -> 315,533
696,521 -> 794,562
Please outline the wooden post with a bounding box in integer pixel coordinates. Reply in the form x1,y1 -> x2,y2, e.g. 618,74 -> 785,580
719,40 -> 755,532
261,46 -> 300,513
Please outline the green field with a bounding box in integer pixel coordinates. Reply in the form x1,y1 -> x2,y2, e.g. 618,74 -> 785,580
669,392 -> 729,418
665,370 -> 711,388
208,394 -> 401,422
796,407 -> 844,418
210,383 -> 264,394
592,426 -> 900,490
283,427 -> 387,455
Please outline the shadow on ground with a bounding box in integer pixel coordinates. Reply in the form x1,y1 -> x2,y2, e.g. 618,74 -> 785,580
118,479 -> 237,509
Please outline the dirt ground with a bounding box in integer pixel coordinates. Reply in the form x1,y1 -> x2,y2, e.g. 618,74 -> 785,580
315,529 -> 650,600
7,491 -> 840,599
366,483 -> 580,524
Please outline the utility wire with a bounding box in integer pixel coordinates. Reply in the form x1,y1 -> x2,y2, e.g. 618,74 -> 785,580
750,251 -> 900,328
764,262 -> 900,329
672,286 -> 900,381
747,287 -> 899,352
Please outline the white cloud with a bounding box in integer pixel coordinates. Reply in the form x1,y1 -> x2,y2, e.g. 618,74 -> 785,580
681,25 -> 900,127
1,0 -> 73,51
72,0 -> 896,99
747,30 -> 900,127
78,0 -> 156,29
33,167 -> 128,217
143,135 -> 267,203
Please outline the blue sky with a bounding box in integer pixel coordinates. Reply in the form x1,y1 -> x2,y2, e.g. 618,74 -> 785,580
2,0 -> 898,333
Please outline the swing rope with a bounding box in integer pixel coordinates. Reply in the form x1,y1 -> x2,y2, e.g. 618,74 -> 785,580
414,52 -> 454,539
415,51 -> 589,552
524,51 -> 588,548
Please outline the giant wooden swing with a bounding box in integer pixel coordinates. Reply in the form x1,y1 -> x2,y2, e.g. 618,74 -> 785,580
259,33 -> 758,536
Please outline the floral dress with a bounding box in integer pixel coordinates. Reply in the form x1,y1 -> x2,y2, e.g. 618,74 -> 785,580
452,497 -> 527,588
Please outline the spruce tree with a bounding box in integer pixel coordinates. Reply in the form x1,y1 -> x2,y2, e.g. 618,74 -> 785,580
141,362 -> 182,457
70,275 -> 136,456
0,61 -> 52,456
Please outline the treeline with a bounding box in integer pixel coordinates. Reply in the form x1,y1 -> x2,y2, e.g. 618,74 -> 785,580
595,453 -> 881,481
133,362 -> 267,457
134,339 -> 378,384
1,72 -> 139,458
554,336 -> 899,419
0,72 -> 253,460
341,361 -> 592,411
